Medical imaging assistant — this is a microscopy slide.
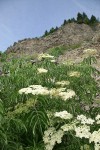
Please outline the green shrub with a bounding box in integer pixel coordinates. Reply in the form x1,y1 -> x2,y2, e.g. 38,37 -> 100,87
0,55 -> 99,149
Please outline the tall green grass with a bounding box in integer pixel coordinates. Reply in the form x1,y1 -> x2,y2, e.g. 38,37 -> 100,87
48,43 -> 81,57
0,56 -> 99,150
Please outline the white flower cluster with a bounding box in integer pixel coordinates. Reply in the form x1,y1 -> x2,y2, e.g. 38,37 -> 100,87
19,85 -> 76,101
83,48 -> 97,56
94,143 -> 100,150
49,88 -> 76,100
54,111 -> 73,120
77,114 -> 95,125
49,88 -> 66,97
38,53 -> 54,61
58,89 -> 76,101
68,71 -> 81,77
37,68 -> 48,74
43,127 -> 64,150
61,123 -> 75,131
19,87 -> 33,95
75,125 -> 91,139
89,129 -> 100,150
19,85 -> 49,95
55,80 -> 70,87
50,59 -> 56,63
95,114 -> 100,124
44,111 -> 100,150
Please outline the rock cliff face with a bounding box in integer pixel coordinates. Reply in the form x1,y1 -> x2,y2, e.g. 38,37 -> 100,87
6,23 -> 99,56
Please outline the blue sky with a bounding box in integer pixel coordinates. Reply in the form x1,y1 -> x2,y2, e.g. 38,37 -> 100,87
0,0 -> 100,52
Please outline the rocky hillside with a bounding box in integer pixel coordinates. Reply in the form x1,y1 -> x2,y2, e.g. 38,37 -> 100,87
5,23 -> 100,56
2,22 -> 100,99
4,23 -> 100,72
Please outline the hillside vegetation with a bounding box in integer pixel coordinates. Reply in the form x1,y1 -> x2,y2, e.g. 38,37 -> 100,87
0,49 -> 100,150
0,13 -> 100,150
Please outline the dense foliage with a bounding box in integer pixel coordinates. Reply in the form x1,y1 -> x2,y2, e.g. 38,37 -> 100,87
0,50 -> 100,150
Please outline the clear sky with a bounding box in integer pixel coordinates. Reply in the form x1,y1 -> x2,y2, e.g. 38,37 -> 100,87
0,0 -> 100,52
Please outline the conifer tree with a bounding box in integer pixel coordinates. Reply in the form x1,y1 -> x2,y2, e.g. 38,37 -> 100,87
44,30 -> 48,36
49,27 -> 55,33
70,18 -> 76,23
90,15 -> 98,24
55,26 -> 58,31
77,12 -> 83,24
82,12 -> 89,24
63,19 -> 67,25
